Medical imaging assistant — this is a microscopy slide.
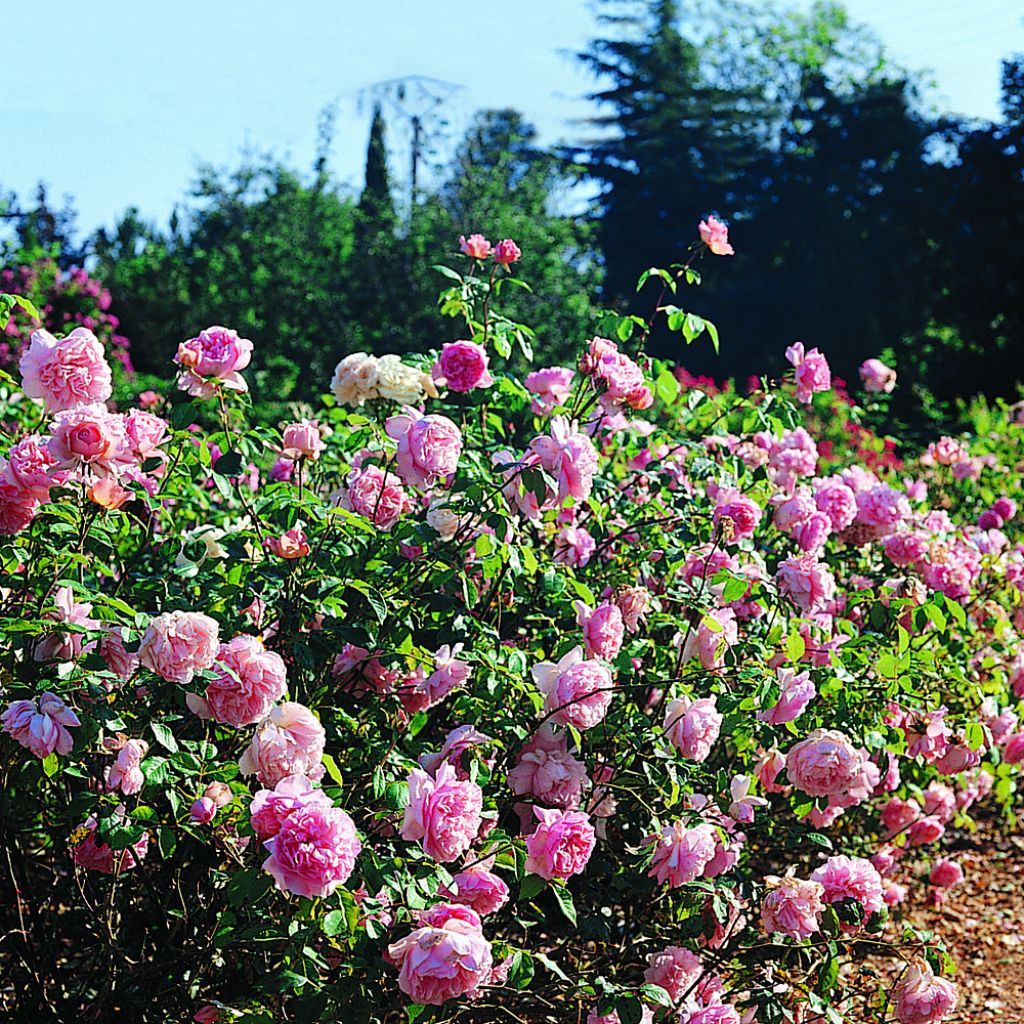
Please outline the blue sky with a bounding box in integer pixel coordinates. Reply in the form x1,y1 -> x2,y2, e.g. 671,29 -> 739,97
3,0 -> 1022,235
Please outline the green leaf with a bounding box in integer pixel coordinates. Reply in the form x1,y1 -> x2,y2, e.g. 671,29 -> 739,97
321,752 -> 344,787
405,1004 -> 428,1024
655,369 -> 680,405
519,874 -> 547,901
534,951 -> 570,982
213,451 -> 244,477
431,264 -> 463,282
615,997 -> 645,1024
721,575 -> 748,604
640,983 -> 674,1007
965,721 -> 985,751
42,753 -> 60,778
321,909 -> 346,936
150,722 -> 179,753
551,882 -> 577,925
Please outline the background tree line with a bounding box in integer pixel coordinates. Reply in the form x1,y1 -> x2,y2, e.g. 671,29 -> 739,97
2,0 -> 1021,426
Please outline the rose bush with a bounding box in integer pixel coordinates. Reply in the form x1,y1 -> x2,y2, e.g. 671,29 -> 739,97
1,223 -> 1022,1023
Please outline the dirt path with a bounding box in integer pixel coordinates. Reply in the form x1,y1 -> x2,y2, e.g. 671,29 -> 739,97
898,825 -> 1024,1022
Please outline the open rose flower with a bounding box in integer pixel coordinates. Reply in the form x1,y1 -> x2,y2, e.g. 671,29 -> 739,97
262,801 -> 360,898
761,875 -> 824,940
386,411 -> 463,490
532,646 -> 614,731
698,216 -> 734,256
239,702 -> 326,787
432,340 -> 493,393
2,691 -> 80,759
187,634 -> 288,728
19,327 -> 112,411
524,806 -> 596,880
401,762 -> 483,863
139,610 -> 220,684
663,694 -> 722,762
175,325 -> 253,397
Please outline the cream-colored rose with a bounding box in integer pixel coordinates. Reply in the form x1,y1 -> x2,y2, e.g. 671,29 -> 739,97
331,353 -> 379,407
426,503 -> 461,539
376,354 -> 427,405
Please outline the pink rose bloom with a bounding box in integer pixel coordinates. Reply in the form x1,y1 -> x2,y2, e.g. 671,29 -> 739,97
682,1004 -> 741,1024
48,404 -> 128,477
922,783 -> 955,822
0,480 -> 39,533
926,436 -> 968,467
525,806 -> 596,880
188,634 -> 288,727
433,340 -> 494,393
776,554 -> 836,614
123,409 -> 169,461
785,342 -> 831,404
5,434 -> 68,500
250,774 -> 333,840
193,1007 -> 220,1024
529,416 -> 600,503
647,820 -> 718,887
138,389 -> 160,409
19,327 -> 112,411
760,875 -> 824,940
72,814 -> 148,874
139,610 -> 220,684
644,945 -> 702,1003
532,646 -> 614,731
105,738 -> 149,795
698,215 -> 734,256
855,485 -> 910,535
810,855 -> 884,923
493,238 -> 521,265
266,525 -> 310,559
860,358 -> 897,394
262,801 -> 360,898
175,325 -> 253,397
814,478 -> 858,532
713,491 -> 762,543
904,707 -> 952,764
615,585 -> 651,633
190,796 -> 216,824
728,773 -> 768,823
907,816 -> 945,846
525,366 -> 574,415
386,411 -> 463,490
418,724 -> 492,777
792,512 -> 832,552
881,796 -> 921,836
1,691 -> 80,758
443,864 -> 510,916
340,463 -> 409,531
580,336 -> 620,375
239,702 -> 326,786
884,532 -> 929,568
576,600 -> 625,660
786,729 -> 863,798
281,420 -> 325,460
554,523 -> 596,567
768,427 -> 819,489
893,962 -> 958,1024
402,762 -> 483,863
387,902 -> 493,1005
758,668 -> 815,725
683,609 -> 737,670
100,627 -> 139,683
929,858 -> 964,890
1002,731 -> 1024,764
589,1010 -> 655,1024
34,585 -> 97,664
508,725 -> 588,809
663,695 -> 723,762
417,644 -> 471,707
459,233 -> 492,259
594,349 -> 647,409
755,748 -> 788,793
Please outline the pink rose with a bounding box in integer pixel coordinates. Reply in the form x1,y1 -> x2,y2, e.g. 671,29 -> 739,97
525,366 -> 574,415
776,554 -> 836,614
100,627 -> 139,683
760,875 -> 824,940
647,820 -> 718,887
860,358 -> 897,394
175,325 -> 253,397
239,702 -> 326,786
493,238 -> 521,265
193,1007 -> 220,1024
387,902 -> 493,1005
713,491 -> 762,543
893,962 -> 958,1024
1003,732 -> 1024,764
0,479 -> 36,535
698,216 -> 734,256
809,855 -> 884,925
432,340 -> 493,393
250,774 -> 333,840
19,327 -> 112,411
594,349 -> 648,411
1,691 -> 80,758
5,434 -> 69,500
339,462 -> 409,531
554,524 -> 596,567
880,796 -> 921,836
139,610 -> 220,684
786,729 -> 863,798
508,725 -> 588,809
663,695 -> 722,762
123,409 -> 169,461
728,774 -> 768,823
758,668 -> 815,725
190,796 -> 217,824
814,478 -> 858,532
72,813 -> 148,874
683,610 -> 737,670
524,806 -> 596,880
644,945 -> 702,1003
576,600 -> 625,660
262,801 -> 360,898
785,342 -> 831,404
48,404 -> 128,477
615,585 -> 651,633
138,389 -> 160,409
281,420 -> 325,460
528,416 -> 600,503
907,815 -> 945,846
459,234 -> 492,259
417,724 -> 492,777
401,762 -> 483,863
386,412 -> 463,490
929,858 -> 964,890
187,634 -> 288,727
266,525 -> 310,559
532,646 -> 614,731
105,738 -> 149,795
442,864 -> 510,916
